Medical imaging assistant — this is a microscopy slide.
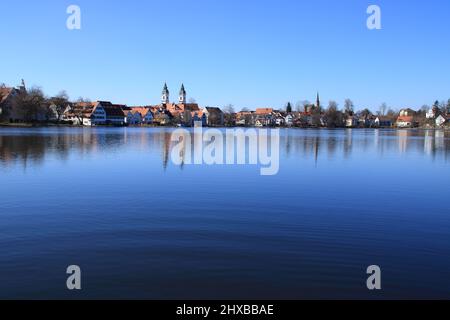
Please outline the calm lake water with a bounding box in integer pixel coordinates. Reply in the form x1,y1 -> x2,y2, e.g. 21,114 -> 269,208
0,127 -> 449,299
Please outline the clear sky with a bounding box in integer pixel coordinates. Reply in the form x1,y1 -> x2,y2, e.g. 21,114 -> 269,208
1,0 -> 449,111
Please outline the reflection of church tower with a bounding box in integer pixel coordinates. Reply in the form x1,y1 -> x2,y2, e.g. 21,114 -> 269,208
316,92 -> 320,109
162,83 -> 169,104
179,84 -> 186,104
162,132 -> 171,170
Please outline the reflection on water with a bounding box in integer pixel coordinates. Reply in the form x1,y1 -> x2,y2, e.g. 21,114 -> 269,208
1,128 -> 449,169
1,127 -> 450,300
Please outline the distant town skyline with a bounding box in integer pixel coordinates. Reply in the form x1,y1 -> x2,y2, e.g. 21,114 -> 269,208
1,0 -> 449,110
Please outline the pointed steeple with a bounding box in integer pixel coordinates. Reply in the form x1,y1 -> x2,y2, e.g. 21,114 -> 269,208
316,92 -> 320,109
161,83 -> 169,104
19,79 -> 26,93
178,83 -> 186,104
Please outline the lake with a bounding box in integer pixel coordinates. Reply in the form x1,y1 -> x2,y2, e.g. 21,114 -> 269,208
0,127 -> 449,299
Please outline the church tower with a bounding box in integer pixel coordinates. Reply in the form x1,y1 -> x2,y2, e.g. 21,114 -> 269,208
179,84 -> 186,104
161,83 -> 169,104
316,92 -> 320,109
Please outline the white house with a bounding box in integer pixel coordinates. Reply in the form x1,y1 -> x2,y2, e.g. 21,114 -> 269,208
91,103 -> 107,125
436,115 -> 447,127
426,109 -> 436,119
255,119 -> 264,127
48,104 -> 60,121
124,110 -> 142,125
374,116 -> 393,127
130,107 -> 154,125
285,114 -> 294,126
346,116 -> 358,127
275,115 -> 285,126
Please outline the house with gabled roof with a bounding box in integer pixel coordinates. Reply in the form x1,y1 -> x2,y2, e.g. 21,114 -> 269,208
0,80 -> 26,122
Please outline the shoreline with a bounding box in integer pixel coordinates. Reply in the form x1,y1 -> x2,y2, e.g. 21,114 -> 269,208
0,123 -> 448,131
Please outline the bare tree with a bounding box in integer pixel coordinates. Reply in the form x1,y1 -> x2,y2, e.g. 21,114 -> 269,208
12,87 -> 47,122
49,90 -> 70,121
360,108 -> 372,118
379,103 -> 387,116
76,97 -> 91,103
223,104 -> 235,127
325,100 -> 343,127
344,99 -> 354,115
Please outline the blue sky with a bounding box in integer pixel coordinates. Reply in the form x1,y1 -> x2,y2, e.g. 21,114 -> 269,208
1,0 -> 449,111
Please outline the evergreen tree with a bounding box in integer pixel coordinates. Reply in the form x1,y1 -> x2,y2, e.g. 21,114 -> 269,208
286,102 -> 292,113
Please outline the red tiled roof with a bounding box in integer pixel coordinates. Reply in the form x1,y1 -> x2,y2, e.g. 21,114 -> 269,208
256,108 -> 274,115
397,116 -> 414,122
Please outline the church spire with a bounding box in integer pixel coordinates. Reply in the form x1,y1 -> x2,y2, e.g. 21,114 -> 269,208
316,92 -> 320,109
179,84 -> 186,104
161,82 -> 169,104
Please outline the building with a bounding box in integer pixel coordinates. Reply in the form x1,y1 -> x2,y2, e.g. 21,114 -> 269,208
436,114 -> 447,127
346,116 -> 358,128
97,101 -> 126,125
426,106 -> 440,119
192,110 -> 207,126
396,109 -> 417,128
396,115 -> 415,128
63,101 -> 126,126
63,102 -> 96,125
285,114 -> 294,126
236,111 -> 254,126
130,107 -> 154,124
123,109 -> 142,125
48,104 -> 64,121
255,108 -> 274,115
374,116 -> 393,127
0,80 -> 26,122
159,83 -> 201,117
203,107 -> 224,126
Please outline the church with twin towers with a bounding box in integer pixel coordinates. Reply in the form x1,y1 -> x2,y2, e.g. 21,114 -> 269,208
157,83 -> 224,126
161,83 -> 188,105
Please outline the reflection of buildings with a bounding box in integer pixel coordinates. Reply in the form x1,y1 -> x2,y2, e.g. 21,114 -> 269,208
1,129 -> 449,170
397,130 -> 408,153
424,130 -> 433,155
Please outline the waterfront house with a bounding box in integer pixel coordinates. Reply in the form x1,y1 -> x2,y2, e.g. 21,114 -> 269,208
123,109 -> 142,125
130,107 -> 154,124
63,102 -> 97,125
285,114 -> 294,126
426,106 -> 440,119
0,81 -> 26,122
152,108 -> 172,125
345,116 -> 358,128
273,112 -> 286,126
0,86 -> 19,121
203,107 -> 224,126
374,116 -> 393,127
48,104 -> 62,121
62,101 -> 126,126
396,115 -> 415,128
435,114 -> 447,127
97,101 -> 126,125
236,111 -> 254,126
255,108 -> 274,115
191,110 -> 207,126
396,109 -> 417,128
